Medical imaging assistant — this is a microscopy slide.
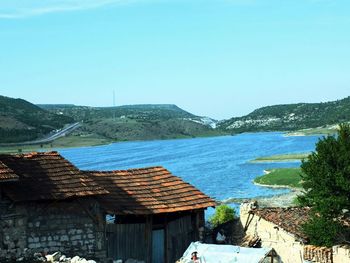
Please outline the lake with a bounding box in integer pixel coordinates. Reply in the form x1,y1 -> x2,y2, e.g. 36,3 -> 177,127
59,132 -> 320,216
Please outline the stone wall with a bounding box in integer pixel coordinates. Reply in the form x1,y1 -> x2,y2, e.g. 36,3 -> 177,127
0,196 -> 107,262
0,197 -> 27,258
240,203 -> 350,263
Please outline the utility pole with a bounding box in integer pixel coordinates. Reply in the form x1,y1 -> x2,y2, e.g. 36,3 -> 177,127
113,90 -> 116,119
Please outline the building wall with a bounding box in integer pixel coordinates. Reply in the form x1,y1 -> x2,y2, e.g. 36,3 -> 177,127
106,223 -> 148,261
240,203 -> 350,263
106,210 -> 205,263
166,214 -> 195,263
0,196 -> 107,262
0,196 -> 27,259
240,203 -> 304,263
332,245 -> 350,263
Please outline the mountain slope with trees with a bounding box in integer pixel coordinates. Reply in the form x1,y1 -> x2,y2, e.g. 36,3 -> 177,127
38,104 -> 221,142
218,96 -> 350,133
0,96 -> 73,143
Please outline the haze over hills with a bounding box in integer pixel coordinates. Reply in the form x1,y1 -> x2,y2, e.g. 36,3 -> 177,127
218,96 -> 350,133
0,95 -> 73,143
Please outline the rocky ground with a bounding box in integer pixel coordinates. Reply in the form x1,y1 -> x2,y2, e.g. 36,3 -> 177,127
0,250 -> 146,263
0,251 -> 97,263
256,189 -> 302,207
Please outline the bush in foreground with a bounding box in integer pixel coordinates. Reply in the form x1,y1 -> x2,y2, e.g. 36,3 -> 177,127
209,204 -> 235,227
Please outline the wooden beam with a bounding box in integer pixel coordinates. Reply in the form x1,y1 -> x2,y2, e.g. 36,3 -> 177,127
244,212 -> 255,231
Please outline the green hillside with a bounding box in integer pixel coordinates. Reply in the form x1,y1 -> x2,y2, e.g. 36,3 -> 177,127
38,104 -> 222,142
218,96 -> 350,133
0,96 -> 73,143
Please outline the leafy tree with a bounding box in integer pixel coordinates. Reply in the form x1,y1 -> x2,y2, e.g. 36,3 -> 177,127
302,216 -> 342,247
298,123 -> 350,246
209,204 -> 235,227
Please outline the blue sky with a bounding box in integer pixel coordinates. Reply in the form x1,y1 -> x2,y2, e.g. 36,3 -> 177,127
1,0 -> 350,119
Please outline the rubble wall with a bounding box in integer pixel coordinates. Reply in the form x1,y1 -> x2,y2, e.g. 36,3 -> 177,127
0,198 -> 107,262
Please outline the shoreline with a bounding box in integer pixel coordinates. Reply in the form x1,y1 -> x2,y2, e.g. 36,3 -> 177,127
0,129 -> 324,154
0,133 -> 230,154
253,181 -> 301,191
222,174 -> 303,208
250,159 -> 302,163
250,153 -> 310,163
223,187 -> 302,208
254,188 -> 302,207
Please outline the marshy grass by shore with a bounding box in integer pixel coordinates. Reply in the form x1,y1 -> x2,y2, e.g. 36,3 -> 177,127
251,153 -> 310,163
223,168 -> 304,207
254,167 -> 303,188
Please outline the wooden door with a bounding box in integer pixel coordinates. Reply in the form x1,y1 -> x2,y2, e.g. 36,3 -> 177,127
152,229 -> 165,263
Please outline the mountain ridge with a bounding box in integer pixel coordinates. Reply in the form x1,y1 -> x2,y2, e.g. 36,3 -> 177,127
38,102 -> 221,142
2,94 -> 350,144
218,96 -> 350,132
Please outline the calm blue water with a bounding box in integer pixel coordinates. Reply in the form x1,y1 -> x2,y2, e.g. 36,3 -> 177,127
59,132 -> 320,216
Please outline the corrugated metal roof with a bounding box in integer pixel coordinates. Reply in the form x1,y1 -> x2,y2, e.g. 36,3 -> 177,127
87,167 -> 217,215
0,151 -> 108,201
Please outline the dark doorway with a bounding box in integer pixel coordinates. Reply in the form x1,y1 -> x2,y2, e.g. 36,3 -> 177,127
152,229 -> 165,263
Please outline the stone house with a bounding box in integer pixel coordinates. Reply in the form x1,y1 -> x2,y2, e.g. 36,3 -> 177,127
240,202 -> 350,263
0,151 -> 216,263
0,152 -> 109,261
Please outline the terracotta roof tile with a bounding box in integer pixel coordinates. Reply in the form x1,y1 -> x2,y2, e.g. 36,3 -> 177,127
252,207 -> 311,241
87,167 -> 217,215
252,207 -> 350,242
0,151 -> 108,201
0,161 -> 19,182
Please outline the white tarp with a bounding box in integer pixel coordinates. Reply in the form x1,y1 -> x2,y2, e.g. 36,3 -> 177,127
178,242 -> 272,263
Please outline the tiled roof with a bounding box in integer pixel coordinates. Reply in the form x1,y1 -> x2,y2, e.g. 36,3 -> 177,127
0,152 -> 108,201
252,207 -> 311,241
0,161 -> 19,182
87,167 -> 217,215
252,207 -> 350,242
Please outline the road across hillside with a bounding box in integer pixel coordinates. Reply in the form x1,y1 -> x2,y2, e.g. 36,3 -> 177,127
0,122 -> 81,147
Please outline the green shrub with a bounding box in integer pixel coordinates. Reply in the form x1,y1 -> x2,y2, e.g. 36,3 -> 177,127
209,204 -> 235,227
302,215 -> 343,247
298,123 -> 350,246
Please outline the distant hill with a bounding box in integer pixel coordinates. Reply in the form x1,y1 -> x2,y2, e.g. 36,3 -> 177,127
38,104 -> 196,120
38,104 -> 221,141
218,96 -> 350,133
0,96 -> 74,143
